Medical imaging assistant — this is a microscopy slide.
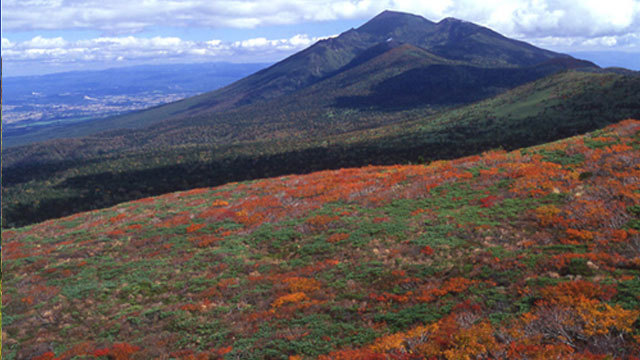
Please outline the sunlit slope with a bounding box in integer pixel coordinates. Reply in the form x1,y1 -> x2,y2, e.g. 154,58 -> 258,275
3,120 -> 640,359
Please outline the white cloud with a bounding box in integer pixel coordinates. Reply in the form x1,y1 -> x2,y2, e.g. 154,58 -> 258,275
24,36 -> 67,48
1,0 -> 638,50
0,34 -> 326,65
2,0 -> 640,35
2,38 -> 16,49
524,31 -> 640,52
2,0 -> 638,57
4,0 -> 636,36
1,1 -> 639,71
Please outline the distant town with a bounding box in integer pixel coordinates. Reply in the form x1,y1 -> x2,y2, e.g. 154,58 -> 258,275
3,92 -> 193,126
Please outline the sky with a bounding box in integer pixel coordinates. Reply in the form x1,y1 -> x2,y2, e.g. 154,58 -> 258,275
2,0 -> 639,76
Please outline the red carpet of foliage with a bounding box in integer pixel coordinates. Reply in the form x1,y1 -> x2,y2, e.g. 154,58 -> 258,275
3,120 -> 640,359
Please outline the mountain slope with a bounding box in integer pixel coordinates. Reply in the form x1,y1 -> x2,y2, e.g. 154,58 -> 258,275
137,10 -> 573,119
3,10 -> 582,145
4,120 -> 640,359
1,50 -> 602,166
3,71 -> 640,228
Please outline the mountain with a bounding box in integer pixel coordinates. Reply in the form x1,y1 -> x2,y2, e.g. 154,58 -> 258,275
175,11 -> 571,114
3,119 -> 640,359
2,10 -> 592,148
4,10 -> 639,229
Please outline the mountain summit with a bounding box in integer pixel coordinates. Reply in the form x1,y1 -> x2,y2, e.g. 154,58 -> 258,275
74,10 -> 584,132
358,11 -> 565,66
202,10 -> 571,106
356,10 -> 436,37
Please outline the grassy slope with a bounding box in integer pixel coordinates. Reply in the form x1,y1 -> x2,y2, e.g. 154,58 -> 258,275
3,71 -> 640,229
3,120 -> 640,359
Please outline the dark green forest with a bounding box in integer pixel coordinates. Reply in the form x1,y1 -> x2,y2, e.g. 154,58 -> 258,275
4,71 -> 640,228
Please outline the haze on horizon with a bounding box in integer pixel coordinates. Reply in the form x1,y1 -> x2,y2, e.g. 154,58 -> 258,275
2,0 -> 639,76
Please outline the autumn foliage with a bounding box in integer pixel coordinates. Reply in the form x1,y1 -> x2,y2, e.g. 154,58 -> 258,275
4,120 -> 640,359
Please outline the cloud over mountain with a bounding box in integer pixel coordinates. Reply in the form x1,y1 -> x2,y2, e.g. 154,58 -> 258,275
2,1 -> 638,75
1,34 -> 329,65
3,0 -> 639,41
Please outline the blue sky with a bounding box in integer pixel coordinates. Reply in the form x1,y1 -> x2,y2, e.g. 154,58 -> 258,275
2,0 -> 639,76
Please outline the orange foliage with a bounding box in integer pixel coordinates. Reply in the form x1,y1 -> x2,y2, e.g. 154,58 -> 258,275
33,352 -> 58,360
534,204 -> 562,227
109,213 -> 127,223
210,199 -> 229,207
369,291 -> 410,304
9,120 -> 640,359
549,252 -> 624,272
190,234 -> 222,247
186,223 -> 206,233
318,349 -> 388,360
564,228 -> 595,242
478,167 -> 500,177
417,277 -> 478,302
327,233 -> 350,243
217,277 -> 239,289
283,277 -> 322,292
271,292 -> 309,308
158,212 -> 191,228
576,298 -> 639,336
180,303 -> 199,312
125,224 -> 142,231
506,342 -> 574,360
540,280 -> 616,304
306,214 -> 340,229
369,314 -> 497,359
181,188 -> 210,196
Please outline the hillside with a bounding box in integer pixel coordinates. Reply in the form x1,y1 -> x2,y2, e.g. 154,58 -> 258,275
4,71 -> 640,228
2,10 -> 587,147
3,119 -> 640,359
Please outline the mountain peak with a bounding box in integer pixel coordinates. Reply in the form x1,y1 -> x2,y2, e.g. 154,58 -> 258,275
435,16 -> 479,30
372,10 -> 422,19
357,10 -> 435,37
439,16 -> 463,23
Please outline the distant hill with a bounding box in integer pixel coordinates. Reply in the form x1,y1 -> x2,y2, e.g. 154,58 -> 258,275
4,119 -> 640,359
570,50 -> 640,71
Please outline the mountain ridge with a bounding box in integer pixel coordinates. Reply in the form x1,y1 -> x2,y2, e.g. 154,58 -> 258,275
3,9 -> 589,148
